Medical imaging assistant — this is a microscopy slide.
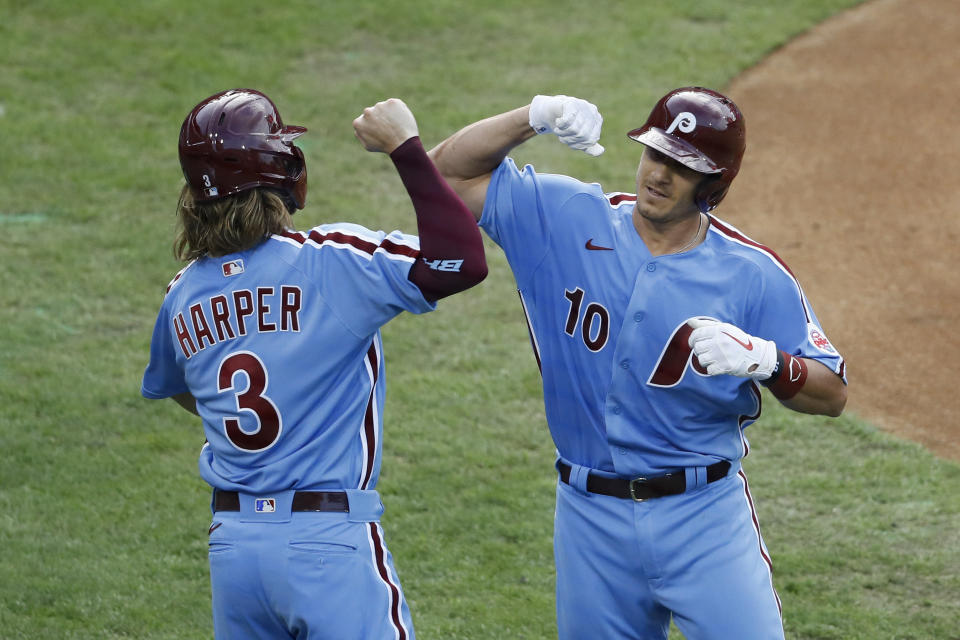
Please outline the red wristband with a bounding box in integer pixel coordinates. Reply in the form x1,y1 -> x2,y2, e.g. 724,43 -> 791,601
762,350 -> 808,400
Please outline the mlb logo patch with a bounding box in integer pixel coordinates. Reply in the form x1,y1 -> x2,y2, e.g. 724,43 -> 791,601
807,324 -> 837,354
222,259 -> 245,277
254,498 -> 276,513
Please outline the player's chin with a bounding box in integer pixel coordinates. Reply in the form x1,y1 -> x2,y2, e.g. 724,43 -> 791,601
635,199 -> 671,222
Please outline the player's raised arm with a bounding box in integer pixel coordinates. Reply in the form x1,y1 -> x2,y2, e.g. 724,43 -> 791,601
429,95 -> 605,219
353,98 -> 487,301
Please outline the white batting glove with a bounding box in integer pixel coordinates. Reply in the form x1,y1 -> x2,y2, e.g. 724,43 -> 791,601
687,317 -> 778,380
529,95 -> 605,156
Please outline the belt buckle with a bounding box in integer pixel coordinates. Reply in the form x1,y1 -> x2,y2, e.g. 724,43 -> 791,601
628,476 -> 648,502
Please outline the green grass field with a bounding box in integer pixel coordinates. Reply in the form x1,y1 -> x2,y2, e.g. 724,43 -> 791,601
1,1 -> 958,638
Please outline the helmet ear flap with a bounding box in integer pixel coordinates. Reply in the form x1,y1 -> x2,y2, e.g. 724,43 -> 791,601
695,176 -> 728,213
284,145 -> 307,211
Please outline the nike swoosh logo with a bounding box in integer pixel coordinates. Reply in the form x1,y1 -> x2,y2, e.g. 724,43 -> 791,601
721,331 -> 753,351
585,239 -> 613,251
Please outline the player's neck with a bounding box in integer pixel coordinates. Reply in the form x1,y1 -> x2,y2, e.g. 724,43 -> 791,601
633,209 -> 706,257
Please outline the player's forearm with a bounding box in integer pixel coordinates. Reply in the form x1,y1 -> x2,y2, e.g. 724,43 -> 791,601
777,358 -> 847,416
430,106 -> 536,180
390,136 -> 488,301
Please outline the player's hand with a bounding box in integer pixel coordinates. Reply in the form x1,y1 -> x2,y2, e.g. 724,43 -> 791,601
529,95 -> 605,156
353,98 -> 419,154
687,317 -> 777,380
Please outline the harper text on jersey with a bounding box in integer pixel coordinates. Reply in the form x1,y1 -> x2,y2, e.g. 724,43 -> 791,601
174,286 -> 303,359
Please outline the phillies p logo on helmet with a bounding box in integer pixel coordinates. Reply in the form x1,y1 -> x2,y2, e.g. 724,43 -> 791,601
666,111 -> 697,135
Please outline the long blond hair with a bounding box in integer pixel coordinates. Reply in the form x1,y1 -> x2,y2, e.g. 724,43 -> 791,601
174,186 -> 294,261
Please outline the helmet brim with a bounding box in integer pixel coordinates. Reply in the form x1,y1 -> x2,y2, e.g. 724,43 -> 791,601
627,127 -> 721,175
278,125 -> 307,142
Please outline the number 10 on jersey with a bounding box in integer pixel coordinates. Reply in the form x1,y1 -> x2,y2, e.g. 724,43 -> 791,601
563,287 -> 610,352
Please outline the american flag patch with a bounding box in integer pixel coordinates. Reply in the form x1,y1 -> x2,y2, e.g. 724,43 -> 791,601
222,259 -> 244,277
254,498 -> 276,513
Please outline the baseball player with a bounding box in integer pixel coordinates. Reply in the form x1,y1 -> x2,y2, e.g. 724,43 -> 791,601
141,89 -> 486,639
429,88 -> 847,639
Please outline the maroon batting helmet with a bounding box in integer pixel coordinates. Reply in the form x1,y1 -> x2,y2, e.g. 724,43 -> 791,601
178,89 -> 308,211
628,87 -> 745,212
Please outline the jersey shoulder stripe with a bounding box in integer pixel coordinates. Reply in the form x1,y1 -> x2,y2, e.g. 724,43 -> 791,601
708,217 -> 797,279
164,260 -> 197,295
606,192 -> 637,207
379,237 -> 419,261
276,226 -> 419,262
707,216 -> 811,322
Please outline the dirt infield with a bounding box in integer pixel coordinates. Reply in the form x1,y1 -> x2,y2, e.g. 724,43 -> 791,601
722,0 -> 959,460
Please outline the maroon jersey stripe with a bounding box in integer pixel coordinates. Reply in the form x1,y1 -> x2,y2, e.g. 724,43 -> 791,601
739,384 -> 763,458
165,262 -> 194,294
369,523 -> 409,640
280,229 -> 308,244
359,341 -> 380,491
310,230 -> 378,255
607,193 -> 637,205
708,217 -> 797,279
708,217 -> 810,323
280,229 -> 419,259
165,272 -> 182,294
739,383 -> 763,430
738,470 -> 782,615
518,290 -> 542,374
381,238 -> 420,259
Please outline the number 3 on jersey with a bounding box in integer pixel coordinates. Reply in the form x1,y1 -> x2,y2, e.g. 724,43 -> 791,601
217,351 -> 282,452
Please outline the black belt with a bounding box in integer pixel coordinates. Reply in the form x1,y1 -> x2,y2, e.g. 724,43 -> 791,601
557,460 -> 730,501
214,490 -> 349,512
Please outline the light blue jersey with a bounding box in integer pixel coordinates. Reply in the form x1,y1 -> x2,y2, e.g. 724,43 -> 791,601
142,222 -> 435,494
481,157 -> 847,639
143,222 -> 433,640
481,158 -> 845,476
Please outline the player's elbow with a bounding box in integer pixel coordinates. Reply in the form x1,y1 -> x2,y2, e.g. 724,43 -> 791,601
825,383 -> 848,417
462,259 -> 488,289
427,140 -> 458,180
807,381 -> 847,417
411,256 -> 487,301
781,377 -> 847,417
437,259 -> 488,298
439,242 -> 489,293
